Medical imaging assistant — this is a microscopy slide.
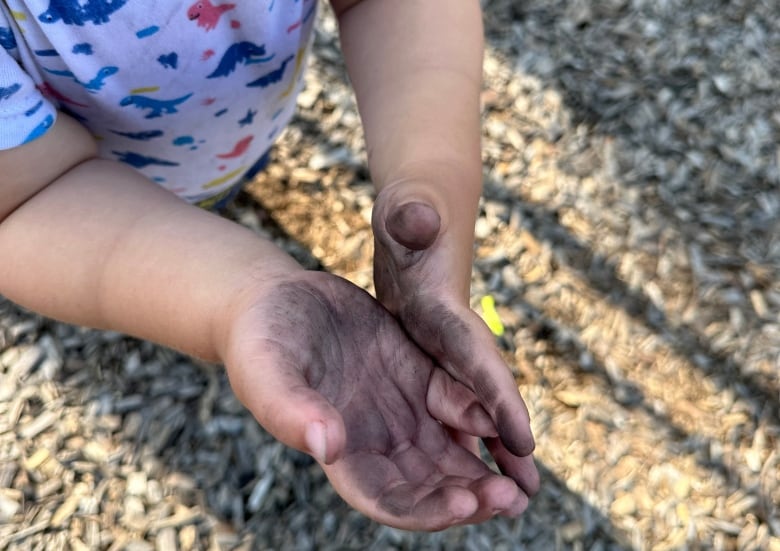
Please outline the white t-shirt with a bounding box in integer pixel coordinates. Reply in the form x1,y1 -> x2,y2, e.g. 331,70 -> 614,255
0,0 -> 316,204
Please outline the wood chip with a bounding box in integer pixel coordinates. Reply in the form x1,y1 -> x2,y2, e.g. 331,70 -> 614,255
149,507 -> 202,533
50,494 -> 81,527
17,411 -> 58,439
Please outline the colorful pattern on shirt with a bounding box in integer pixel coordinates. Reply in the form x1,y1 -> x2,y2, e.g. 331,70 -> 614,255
0,0 -> 316,203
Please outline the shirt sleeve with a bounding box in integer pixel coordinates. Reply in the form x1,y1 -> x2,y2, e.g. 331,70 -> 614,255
0,20 -> 57,150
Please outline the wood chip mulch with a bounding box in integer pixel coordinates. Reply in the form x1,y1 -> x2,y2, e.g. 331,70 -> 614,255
1,1 -> 778,549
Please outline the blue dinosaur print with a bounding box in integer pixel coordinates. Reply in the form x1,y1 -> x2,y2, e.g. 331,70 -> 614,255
0,83 -> 22,101
136,26 -> 159,38
302,2 -> 316,24
25,101 -> 44,117
73,43 -> 93,55
238,109 -> 256,127
119,93 -> 193,118
207,41 -> 274,79
38,0 -> 127,27
39,0 -> 129,26
23,114 -> 55,144
157,53 -> 178,69
0,27 -> 16,50
45,66 -> 118,92
35,49 -> 59,56
246,55 -> 294,88
172,136 -> 194,146
214,108 -> 228,117
110,129 -> 164,140
113,151 -> 180,168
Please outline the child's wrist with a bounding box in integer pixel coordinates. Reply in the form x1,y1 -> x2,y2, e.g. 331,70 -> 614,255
379,158 -> 481,227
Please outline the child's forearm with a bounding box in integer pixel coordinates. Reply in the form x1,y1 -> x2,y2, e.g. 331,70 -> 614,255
334,0 -> 483,188
334,0 -> 485,295
0,120 -> 300,362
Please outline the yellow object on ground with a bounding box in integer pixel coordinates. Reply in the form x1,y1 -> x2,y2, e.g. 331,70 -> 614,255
480,295 -> 505,337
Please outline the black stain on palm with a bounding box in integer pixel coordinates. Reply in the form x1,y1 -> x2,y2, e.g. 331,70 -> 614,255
259,274 -> 531,521
265,275 -> 448,515
379,491 -> 415,517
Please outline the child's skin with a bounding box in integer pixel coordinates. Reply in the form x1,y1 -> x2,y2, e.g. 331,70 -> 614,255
0,0 -> 539,530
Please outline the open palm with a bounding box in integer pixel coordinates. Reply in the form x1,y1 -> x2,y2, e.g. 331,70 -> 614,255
223,271 -> 529,530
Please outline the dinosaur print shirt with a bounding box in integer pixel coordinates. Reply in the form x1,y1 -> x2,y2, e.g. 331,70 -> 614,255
0,0 -> 316,203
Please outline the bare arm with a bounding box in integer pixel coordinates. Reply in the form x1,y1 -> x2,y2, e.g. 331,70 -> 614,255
333,0 -> 484,298
0,113 -> 299,361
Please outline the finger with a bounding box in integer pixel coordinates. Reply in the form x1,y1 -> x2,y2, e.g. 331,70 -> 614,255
385,201 -> 441,250
379,475 -> 521,528
427,369 -> 498,437
500,492 -> 530,518
410,301 -> 535,457
380,483 -> 479,530
431,304 -> 536,457
466,474 -> 524,521
229,350 -> 346,465
484,436 -> 540,498
433,440 -> 523,517
446,429 -> 480,456
373,183 -> 442,250
382,418 -> 486,483
325,452 -> 479,531
433,432 -> 495,479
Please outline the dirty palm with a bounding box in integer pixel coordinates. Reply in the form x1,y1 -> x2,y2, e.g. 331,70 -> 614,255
226,271 -> 537,530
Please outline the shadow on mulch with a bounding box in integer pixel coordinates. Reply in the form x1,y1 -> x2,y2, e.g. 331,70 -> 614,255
482,0 -> 779,530
483,0 -> 778,422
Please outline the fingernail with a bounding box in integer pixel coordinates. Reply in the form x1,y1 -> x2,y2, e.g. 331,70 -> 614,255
305,421 -> 328,463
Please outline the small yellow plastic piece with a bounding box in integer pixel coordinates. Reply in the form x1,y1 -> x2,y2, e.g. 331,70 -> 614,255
480,295 -> 505,337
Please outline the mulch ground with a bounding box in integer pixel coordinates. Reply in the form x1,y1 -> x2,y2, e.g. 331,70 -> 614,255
1,1 -> 778,549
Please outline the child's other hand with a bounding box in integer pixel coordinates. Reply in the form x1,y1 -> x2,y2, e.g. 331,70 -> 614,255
372,181 -> 540,500
222,271 -> 528,530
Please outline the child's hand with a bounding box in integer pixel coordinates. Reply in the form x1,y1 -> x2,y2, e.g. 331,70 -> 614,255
222,271 -> 529,530
372,182 -> 540,499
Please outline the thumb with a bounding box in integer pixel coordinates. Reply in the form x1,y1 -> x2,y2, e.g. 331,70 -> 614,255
229,359 -> 346,465
385,200 -> 441,251
374,183 -> 442,251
